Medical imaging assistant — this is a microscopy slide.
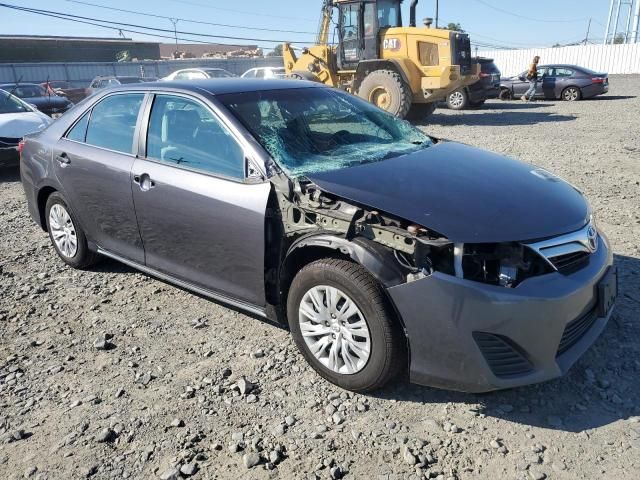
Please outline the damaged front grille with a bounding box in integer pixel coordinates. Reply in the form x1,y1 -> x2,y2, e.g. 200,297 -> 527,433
473,332 -> 533,378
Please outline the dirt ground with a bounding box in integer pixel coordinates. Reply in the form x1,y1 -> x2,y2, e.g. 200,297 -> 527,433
1,75 -> 639,480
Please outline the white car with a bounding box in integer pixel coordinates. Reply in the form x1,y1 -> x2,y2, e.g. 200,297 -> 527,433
0,89 -> 52,167
161,68 -> 236,81
241,67 -> 287,79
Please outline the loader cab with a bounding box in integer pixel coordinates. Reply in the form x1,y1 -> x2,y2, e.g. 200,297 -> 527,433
337,0 -> 402,69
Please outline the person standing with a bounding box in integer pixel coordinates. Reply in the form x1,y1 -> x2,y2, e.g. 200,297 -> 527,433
522,56 -> 540,102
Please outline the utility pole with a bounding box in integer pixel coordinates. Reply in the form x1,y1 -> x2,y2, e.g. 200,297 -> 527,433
584,18 -> 592,45
435,0 -> 439,28
169,18 -> 179,58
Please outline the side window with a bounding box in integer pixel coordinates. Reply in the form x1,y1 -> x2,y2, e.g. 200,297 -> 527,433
66,111 -> 90,142
418,42 -> 439,66
174,71 -> 188,80
255,69 -> 265,79
555,68 -> 574,77
243,70 -> 256,78
98,80 -> 108,88
188,71 -> 206,79
146,95 -> 245,179
90,80 -> 99,88
85,93 -> 144,154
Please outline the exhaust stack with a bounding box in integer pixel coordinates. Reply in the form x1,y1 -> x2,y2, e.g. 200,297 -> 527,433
410,0 -> 418,27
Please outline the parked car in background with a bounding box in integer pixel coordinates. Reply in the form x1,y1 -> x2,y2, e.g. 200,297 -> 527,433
0,89 -> 51,167
500,65 -> 609,101
241,67 -> 286,79
0,83 -> 74,118
161,68 -> 236,81
41,81 -> 89,104
87,76 -> 153,95
20,79 -> 616,393
446,57 -> 501,110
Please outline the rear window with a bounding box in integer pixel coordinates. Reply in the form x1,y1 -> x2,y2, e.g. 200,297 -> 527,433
118,78 -> 145,84
480,61 -> 500,74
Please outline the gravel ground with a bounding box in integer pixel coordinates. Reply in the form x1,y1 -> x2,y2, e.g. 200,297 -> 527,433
1,75 -> 639,480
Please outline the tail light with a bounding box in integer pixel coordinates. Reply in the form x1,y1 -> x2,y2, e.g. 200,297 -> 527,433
18,139 -> 25,156
592,77 -> 605,84
479,72 -> 490,78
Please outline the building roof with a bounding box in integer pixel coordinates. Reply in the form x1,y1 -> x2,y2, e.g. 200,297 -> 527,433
159,43 -> 259,57
0,35 -> 159,45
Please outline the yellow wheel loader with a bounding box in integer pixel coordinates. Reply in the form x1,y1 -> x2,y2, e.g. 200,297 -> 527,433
283,0 -> 479,120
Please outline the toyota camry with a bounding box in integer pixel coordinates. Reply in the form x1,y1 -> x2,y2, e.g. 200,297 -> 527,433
20,79 -> 617,392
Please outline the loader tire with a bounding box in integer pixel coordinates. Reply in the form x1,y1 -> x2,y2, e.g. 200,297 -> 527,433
405,102 -> 436,122
357,70 -> 412,119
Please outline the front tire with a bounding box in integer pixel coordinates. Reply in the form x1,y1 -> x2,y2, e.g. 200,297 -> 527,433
45,192 -> 99,269
357,70 -> 412,119
447,89 -> 469,110
562,86 -> 582,101
287,259 -> 404,392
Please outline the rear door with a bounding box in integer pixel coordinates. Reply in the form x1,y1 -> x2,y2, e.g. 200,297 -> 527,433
52,92 -> 146,262
131,93 -> 270,306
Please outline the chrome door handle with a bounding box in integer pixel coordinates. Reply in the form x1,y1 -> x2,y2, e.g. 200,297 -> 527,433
55,153 -> 70,165
133,173 -> 155,191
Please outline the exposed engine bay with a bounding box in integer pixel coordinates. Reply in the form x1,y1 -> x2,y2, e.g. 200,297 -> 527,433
266,170 -> 553,296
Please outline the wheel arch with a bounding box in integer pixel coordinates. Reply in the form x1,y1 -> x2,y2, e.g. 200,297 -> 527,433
36,184 -> 58,231
354,59 -> 411,92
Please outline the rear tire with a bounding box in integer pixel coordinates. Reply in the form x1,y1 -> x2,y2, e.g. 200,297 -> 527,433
446,89 -> 469,110
45,192 -> 99,269
287,258 -> 405,392
357,70 -> 412,119
562,86 -> 582,101
499,88 -> 513,101
405,102 -> 437,122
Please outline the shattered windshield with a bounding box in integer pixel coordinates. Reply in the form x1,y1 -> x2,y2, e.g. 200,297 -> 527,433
219,87 -> 431,177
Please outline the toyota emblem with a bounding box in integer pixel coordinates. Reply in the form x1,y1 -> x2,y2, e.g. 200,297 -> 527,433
587,225 -> 598,252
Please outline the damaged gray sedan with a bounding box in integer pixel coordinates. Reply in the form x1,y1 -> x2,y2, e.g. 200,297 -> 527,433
20,79 -> 617,393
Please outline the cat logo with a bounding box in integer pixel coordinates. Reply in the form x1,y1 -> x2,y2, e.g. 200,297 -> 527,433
383,38 -> 402,52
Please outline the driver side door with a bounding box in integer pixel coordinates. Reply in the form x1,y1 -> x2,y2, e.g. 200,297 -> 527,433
131,93 -> 271,307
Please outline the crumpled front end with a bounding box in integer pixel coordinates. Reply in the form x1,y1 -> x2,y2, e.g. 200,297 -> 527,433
387,232 -> 616,393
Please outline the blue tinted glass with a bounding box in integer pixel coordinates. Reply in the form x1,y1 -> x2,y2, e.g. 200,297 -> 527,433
146,95 -> 244,179
85,94 -> 143,154
66,112 -> 90,142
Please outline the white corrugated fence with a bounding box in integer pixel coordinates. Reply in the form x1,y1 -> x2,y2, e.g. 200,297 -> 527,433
478,43 -> 640,77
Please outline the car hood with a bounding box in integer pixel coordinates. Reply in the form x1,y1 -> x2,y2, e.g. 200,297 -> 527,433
0,111 -> 51,138
305,142 -> 590,243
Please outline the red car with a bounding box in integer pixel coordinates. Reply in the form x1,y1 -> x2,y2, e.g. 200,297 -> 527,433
40,81 -> 88,104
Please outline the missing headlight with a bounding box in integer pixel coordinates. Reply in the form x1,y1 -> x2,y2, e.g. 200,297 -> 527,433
459,243 -> 552,288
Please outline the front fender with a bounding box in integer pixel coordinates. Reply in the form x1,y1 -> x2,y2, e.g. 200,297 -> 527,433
285,234 -> 406,288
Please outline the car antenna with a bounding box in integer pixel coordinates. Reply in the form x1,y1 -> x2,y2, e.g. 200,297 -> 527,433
7,75 -> 23,100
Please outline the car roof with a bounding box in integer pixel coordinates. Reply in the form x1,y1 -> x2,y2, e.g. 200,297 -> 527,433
0,83 -> 40,87
107,78 -> 323,96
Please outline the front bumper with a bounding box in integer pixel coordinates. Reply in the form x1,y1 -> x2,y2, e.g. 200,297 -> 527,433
388,233 -> 615,393
0,144 -> 19,167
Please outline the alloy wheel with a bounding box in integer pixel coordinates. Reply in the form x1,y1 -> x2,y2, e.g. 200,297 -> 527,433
298,285 -> 371,374
564,87 -> 579,101
49,204 -> 78,258
449,91 -> 464,108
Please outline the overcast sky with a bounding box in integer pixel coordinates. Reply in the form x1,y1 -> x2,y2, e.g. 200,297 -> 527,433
0,0 -> 621,51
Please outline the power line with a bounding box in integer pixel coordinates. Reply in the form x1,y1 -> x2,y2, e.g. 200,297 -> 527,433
0,3 -> 295,50
0,3 -> 308,45
63,0 -> 317,35
167,0 -> 316,22
471,0 -> 594,24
